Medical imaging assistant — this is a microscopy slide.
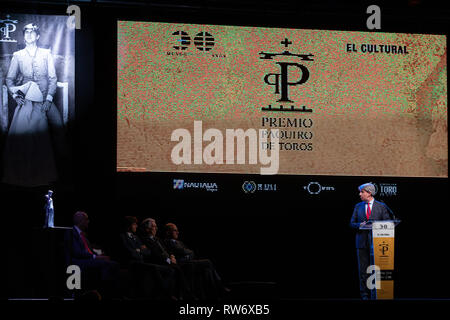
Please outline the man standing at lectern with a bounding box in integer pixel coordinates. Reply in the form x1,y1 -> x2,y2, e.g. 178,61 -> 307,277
350,183 -> 393,300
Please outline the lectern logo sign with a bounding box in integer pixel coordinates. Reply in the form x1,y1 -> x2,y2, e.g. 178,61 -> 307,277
379,241 -> 389,256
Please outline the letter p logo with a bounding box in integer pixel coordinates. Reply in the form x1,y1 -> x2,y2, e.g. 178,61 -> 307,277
263,62 -> 310,102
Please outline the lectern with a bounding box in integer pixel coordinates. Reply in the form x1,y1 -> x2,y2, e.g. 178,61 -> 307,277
30,226 -> 72,298
359,220 -> 401,299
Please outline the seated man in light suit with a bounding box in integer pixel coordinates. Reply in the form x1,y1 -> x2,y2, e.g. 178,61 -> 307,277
66,211 -> 120,299
350,183 -> 394,300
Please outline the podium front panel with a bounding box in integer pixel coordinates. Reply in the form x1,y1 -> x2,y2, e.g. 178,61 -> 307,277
372,221 -> 395,299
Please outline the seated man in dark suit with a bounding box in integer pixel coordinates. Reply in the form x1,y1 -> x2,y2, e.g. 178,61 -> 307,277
139,218 -> 193,299
163,223 -> 194,263
66,211 -> 120,299
119,216 -> 176,299
120,216 -> 150,260
163,223 -> 230,299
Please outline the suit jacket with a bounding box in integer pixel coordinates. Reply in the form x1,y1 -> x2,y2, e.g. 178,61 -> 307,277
119,232 -> 151,263
65,227 -> 95,265
350,200 -> 392,249
140,234 -> 171,265
6,48 -> 57,100
163,239 -> 195,263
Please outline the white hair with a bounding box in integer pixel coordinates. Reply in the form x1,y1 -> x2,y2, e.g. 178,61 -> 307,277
358,183 -> 376,196
141,218 -> 155,229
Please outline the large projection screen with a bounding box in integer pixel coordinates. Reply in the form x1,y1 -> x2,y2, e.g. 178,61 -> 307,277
117,21 -> 447,177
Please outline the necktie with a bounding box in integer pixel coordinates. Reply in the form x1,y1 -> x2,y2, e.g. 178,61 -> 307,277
155,238 -> 170,258
80,231 -> 93,254
366,203 -> 372,220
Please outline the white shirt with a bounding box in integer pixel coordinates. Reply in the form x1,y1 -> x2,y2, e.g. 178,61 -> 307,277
74,225 -> 83,236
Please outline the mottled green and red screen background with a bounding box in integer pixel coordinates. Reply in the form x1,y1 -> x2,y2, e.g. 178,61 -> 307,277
117,21 -> 447,177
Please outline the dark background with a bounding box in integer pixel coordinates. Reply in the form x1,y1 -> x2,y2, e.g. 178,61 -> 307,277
1,0 -> 448,300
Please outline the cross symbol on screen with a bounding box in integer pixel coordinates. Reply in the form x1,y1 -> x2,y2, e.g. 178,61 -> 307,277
281,38 -> 292,48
